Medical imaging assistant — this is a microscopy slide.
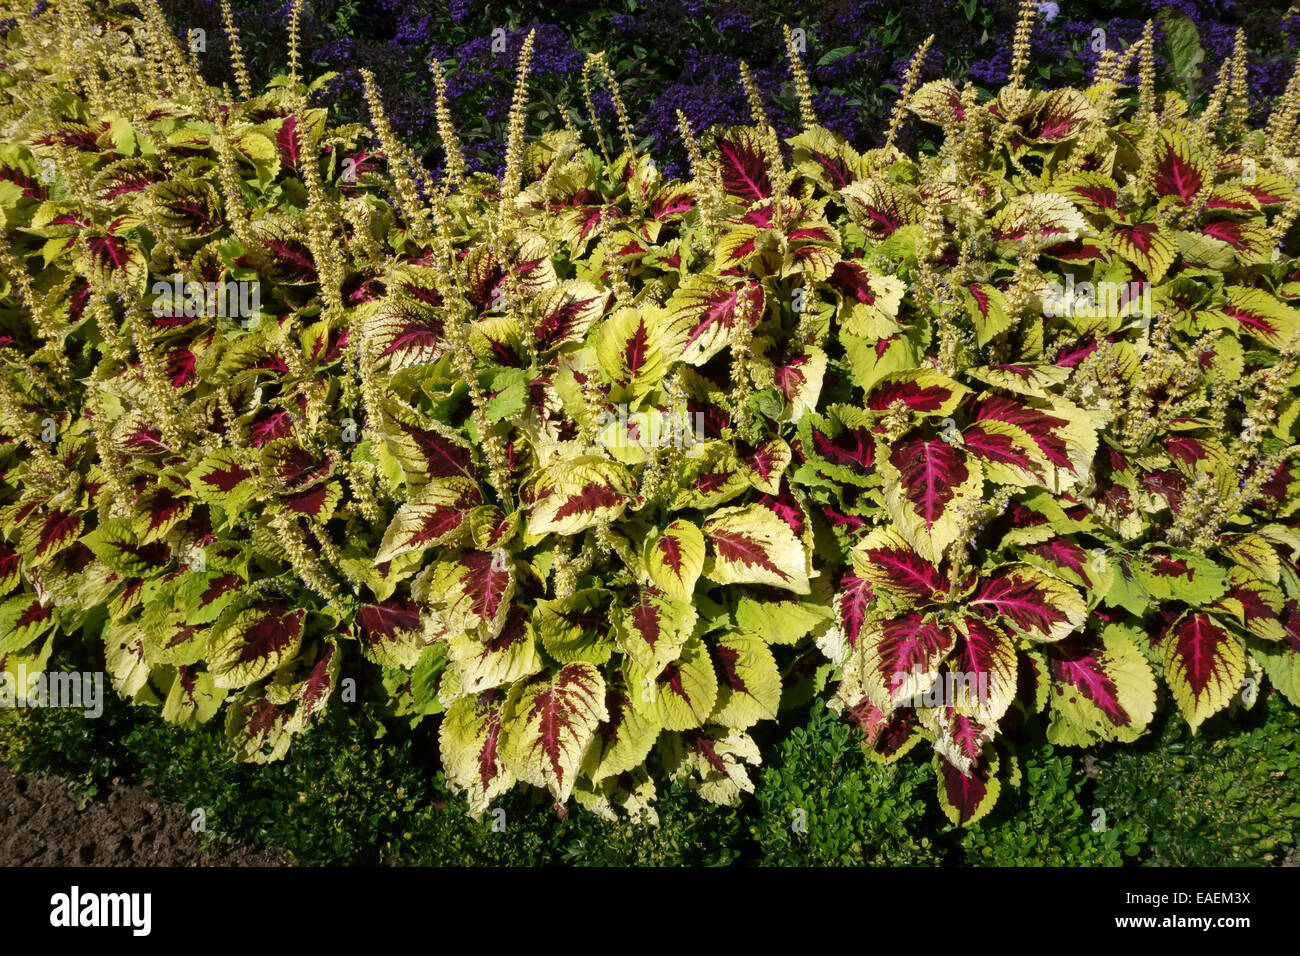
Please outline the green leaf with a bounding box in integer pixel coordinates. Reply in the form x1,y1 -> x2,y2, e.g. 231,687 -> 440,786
1163,612 -> 1245,732
1137,549 -> 1229,604
634,636 -> 718,731
703,503 -> 811,594
643,519 -> 706,602
161,667 -> 227,728
735,595 -> 832,644
1046,625 -> 1157,746
209,606 -> 305,689
525,455 -> 634,537
539,589 -> 616,664
582,688 -> 662,783
1161,10 -> 1205,82
373,476 -> 481,564
486,367 -> 529,421
709,633 -> 782,729
81,518 -> 154,575
501,663 -> 608,802
614,587 -> 696,680
438,691 -> 516,820
816,46 -> 856,66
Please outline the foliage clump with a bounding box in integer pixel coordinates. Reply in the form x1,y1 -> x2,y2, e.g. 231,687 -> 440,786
0,0 -> 1297,828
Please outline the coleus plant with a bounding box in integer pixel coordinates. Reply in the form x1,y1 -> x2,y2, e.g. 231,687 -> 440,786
0,0 -> 834,824
0,0 -> 1297,827
777,8 -> 1300,823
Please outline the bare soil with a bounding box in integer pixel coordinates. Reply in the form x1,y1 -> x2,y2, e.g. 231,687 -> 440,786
0,765 -> 291,866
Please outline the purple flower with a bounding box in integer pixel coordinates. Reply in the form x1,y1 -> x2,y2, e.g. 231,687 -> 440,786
812,90 -> 858,141
449,0 -> 473,25
712,11 -> 752,36
970,51 -> 1009,87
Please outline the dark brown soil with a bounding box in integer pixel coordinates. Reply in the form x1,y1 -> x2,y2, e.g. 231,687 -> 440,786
0,766 -> 291,866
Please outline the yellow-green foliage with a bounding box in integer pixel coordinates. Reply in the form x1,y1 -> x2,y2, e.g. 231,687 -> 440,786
0,0 -> 1297,827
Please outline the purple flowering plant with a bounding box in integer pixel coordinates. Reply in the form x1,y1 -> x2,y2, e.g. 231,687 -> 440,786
159,1 -> 1300,183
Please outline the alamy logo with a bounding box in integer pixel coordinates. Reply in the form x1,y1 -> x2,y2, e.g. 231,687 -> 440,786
889,666 -> 997,709
151,274 -> 261,327
0,666 -> 103,718
49,886 -> 151,936
1041,277 -> 1151,319
593,406 -> 707,454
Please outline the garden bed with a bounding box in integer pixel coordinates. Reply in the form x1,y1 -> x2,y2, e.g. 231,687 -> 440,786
0,765 -> 289,866
1,0 -> 1299,861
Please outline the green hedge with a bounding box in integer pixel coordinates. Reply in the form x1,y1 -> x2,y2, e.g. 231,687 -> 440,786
5,642 -> 1296,865
3,0 -> 1299,849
